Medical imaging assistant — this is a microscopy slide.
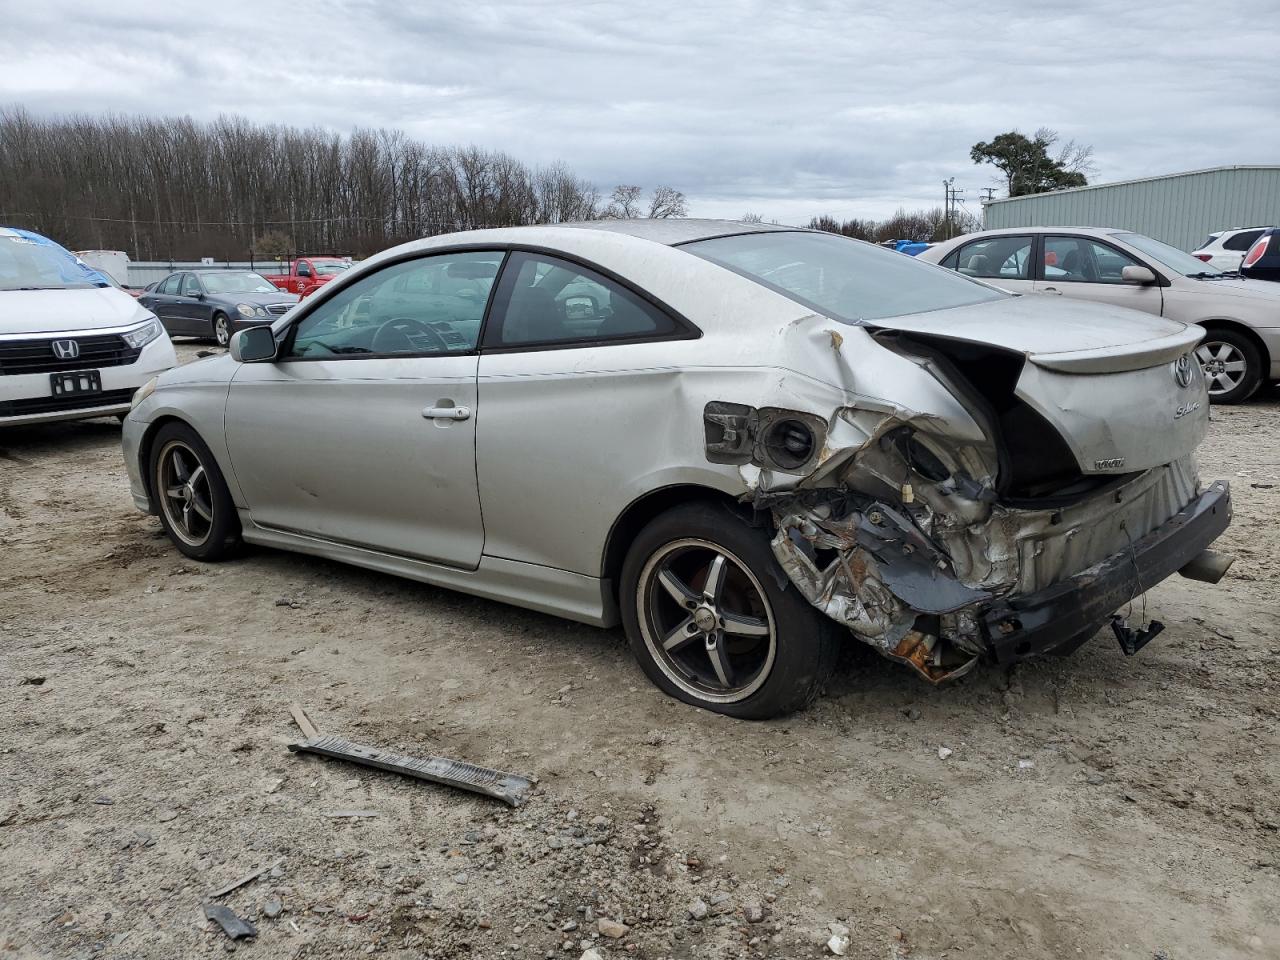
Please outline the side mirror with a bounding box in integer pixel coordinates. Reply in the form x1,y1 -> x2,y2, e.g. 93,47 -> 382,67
229,326 -> 277,363
1122,265 -> 1156,285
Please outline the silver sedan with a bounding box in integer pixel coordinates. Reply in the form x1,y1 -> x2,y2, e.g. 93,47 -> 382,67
122,220 -> 1233,718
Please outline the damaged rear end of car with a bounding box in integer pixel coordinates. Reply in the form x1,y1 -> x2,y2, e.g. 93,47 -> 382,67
685,232 -> 1234,683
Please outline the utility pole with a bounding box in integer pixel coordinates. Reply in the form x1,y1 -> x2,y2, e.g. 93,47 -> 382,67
942,179 -> 964,239
980,187 -> 996,203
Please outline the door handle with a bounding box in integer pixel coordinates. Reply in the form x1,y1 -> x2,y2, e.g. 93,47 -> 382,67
422,405 -> 471,421
1041,286 -> 1062,294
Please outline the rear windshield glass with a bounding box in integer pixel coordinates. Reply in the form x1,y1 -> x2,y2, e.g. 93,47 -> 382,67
0,228 -> 110,292
682,231 -> 1005,322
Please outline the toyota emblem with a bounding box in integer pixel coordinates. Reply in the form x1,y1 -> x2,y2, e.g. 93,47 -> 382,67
1173,353 -> 1194,388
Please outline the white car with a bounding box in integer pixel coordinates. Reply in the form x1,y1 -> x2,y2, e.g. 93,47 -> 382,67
920,226 -> 1280,403
1191,227 -> 1272,272
1,227 -> 177,426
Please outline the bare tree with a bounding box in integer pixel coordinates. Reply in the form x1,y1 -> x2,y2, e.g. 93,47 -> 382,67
647,185 -> 687,219
740,212 -> 763,223
603,185 -> 643,219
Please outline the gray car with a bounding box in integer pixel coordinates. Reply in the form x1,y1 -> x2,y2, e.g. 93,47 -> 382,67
138,270 -> 300,347
121,220 -> 1233,718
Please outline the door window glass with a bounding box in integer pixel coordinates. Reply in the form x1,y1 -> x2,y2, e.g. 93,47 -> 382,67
1043,236 -> 1142,283
160,274 -> 182,295
285,251 -> 504,359
490,252 -> 676,347
1224,229 -> 1264,251
952,236 -> 1033,280
181,274 -> 202,297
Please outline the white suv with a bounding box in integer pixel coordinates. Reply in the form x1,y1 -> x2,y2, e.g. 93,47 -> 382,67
1191,227 -> 1272,272
1,227 -> 177,426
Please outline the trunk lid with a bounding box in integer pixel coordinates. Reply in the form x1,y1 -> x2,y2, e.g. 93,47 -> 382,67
870,296 -> 1208,478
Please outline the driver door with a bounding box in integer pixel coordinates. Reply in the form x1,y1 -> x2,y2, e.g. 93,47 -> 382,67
223,249 -> 505,568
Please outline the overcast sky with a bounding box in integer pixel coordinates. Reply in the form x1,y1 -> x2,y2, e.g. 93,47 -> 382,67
3,1 -> 1276,223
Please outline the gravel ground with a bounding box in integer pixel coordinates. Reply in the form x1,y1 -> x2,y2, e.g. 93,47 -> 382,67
1,341 -> 1277,960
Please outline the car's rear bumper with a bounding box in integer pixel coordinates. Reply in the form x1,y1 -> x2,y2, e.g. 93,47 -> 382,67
979,479 -> 1232,664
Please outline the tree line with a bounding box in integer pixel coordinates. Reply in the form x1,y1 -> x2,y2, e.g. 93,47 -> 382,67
0,108 -> 686,261
806,205 -> 982,244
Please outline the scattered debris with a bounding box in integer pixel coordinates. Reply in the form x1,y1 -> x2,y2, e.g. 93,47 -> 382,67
288,702 -> 320,740
262,897 -> 283,919
203,903 -> 257,940
207,858 -> 284,899
743,900 -> 765,923
1018,759 -> 1035,770
937,747 -> 953,760
19,676 -> 45,686
156,810 -> 178,823
288,729 -> 534,807
324,810 -> 380,819
92,797 -> 114,805
688,898 -> 709,920
580,950 -> 604,960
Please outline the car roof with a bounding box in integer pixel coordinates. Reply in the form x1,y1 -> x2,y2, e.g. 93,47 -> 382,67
550,218 -> 801,245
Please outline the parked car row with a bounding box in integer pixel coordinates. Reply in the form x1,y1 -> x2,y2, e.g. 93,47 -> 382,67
0,218 -> 1249,718
918,226 -> 1280,403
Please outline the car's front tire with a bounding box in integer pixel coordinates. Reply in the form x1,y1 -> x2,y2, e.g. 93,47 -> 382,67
212,313 -> 232,348
149,421 -> 242,561
1197,328 -> 1263,404
620,501 -> 840,719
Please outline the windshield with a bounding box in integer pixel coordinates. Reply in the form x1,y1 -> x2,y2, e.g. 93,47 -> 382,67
1113,232 -> 1224,277
683,231 -> 1006,322
313,261 -> 350,276
199,271 -> 278,294
0,228 -> 110,291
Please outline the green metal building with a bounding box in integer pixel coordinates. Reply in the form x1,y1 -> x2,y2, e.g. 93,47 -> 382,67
981,165 -> 1280,252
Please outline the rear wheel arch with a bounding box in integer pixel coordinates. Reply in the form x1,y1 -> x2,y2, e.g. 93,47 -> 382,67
601,485 -> 755,605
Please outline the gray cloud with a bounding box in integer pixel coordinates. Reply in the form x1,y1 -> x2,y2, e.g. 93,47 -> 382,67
3,0 -> 1275,223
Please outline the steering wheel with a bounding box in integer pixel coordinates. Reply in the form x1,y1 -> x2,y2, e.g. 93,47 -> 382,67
370,316 -> 450,354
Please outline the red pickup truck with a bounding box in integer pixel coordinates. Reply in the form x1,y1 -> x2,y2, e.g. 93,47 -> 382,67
264,257 -> 352,297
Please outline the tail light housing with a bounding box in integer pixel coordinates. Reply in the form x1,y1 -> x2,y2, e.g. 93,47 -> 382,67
1193,253 -> 1213,262
1243,236 -> 1270,268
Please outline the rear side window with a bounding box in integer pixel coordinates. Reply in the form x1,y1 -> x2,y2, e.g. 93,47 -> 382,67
487,252 -> 678,348
953,236 -> 1033,280
1224,229 -> 1265,251
683,231 -> 1005,323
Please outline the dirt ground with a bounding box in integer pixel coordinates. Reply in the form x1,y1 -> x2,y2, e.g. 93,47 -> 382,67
2,341 -> 1277,960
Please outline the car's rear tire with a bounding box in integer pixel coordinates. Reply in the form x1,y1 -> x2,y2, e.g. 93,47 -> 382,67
1197,328 -> 1263,404
212,313 -> 232,348
620,501 -> 840,719
148,421 -> 242,561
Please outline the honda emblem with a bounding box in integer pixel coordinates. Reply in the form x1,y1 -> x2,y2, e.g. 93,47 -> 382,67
51,339 -> 80,360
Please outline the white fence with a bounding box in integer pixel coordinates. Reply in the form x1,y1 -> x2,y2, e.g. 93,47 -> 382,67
127,260 -> 290,287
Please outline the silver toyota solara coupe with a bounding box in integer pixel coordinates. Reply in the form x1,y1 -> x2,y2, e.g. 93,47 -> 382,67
121,219 -> 1234,718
